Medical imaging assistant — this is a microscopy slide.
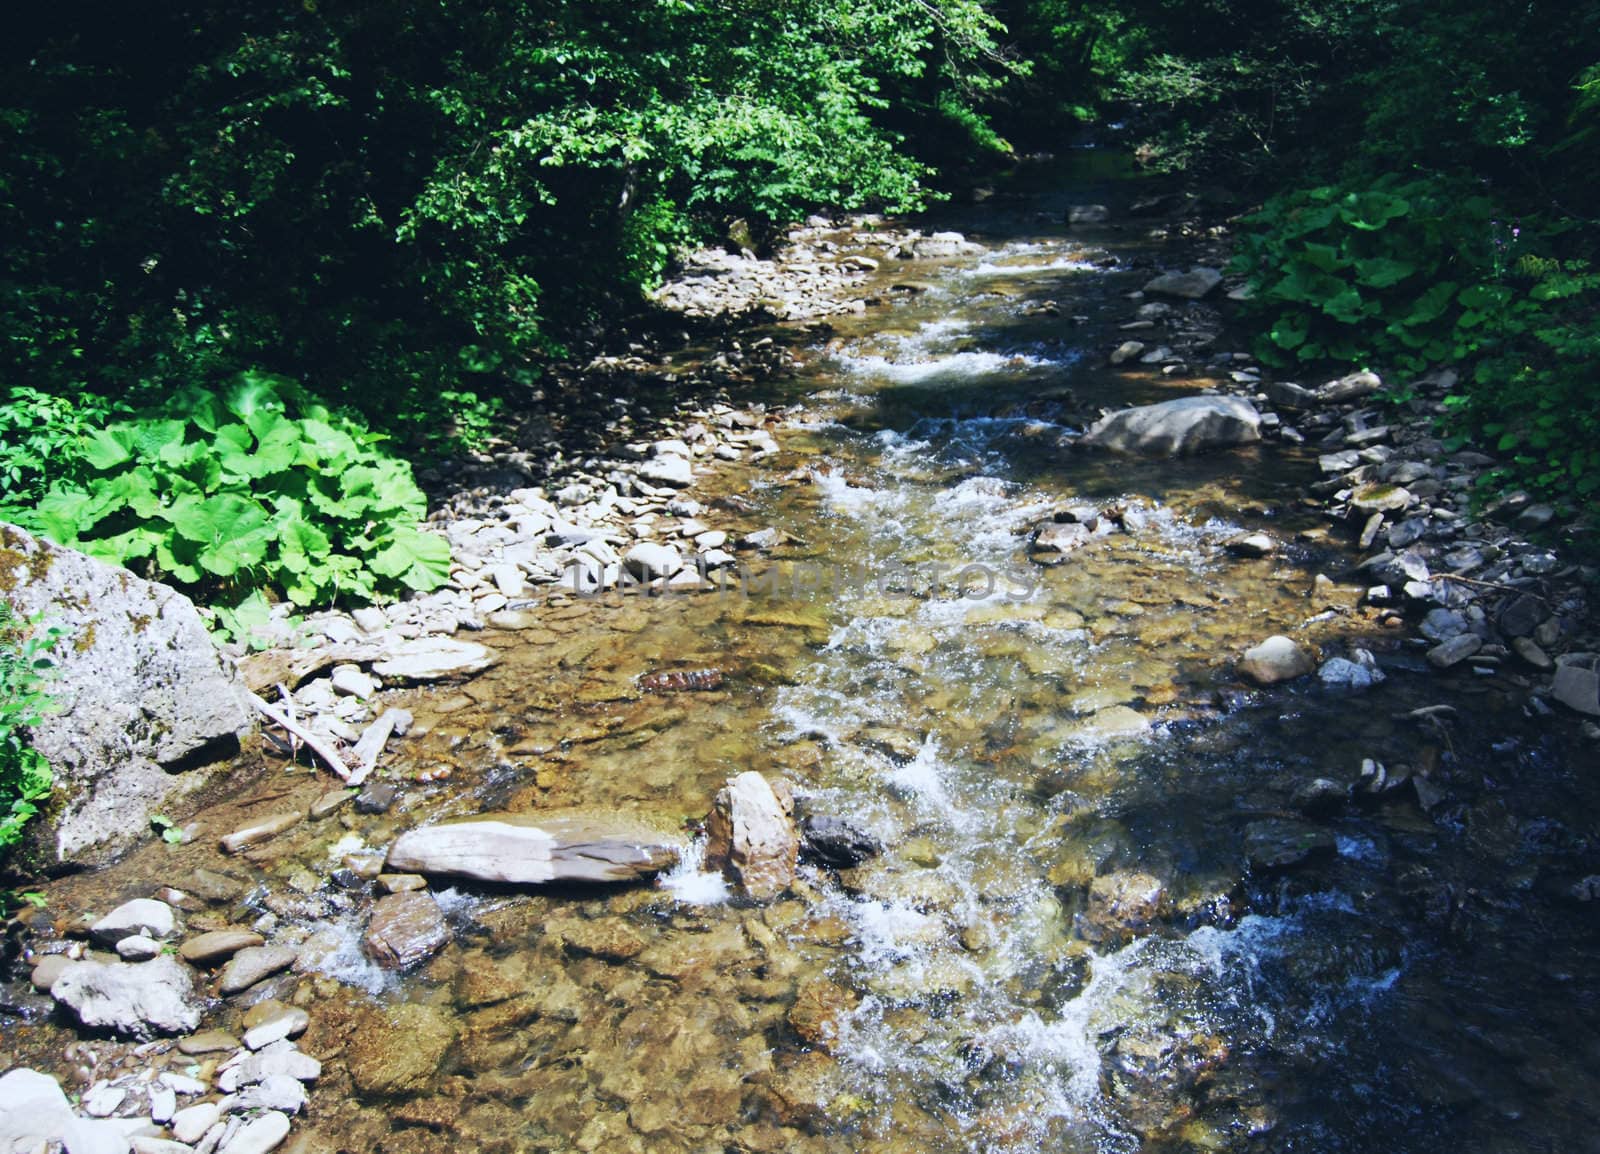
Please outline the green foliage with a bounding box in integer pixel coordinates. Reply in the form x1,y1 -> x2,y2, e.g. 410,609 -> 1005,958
1231,177 -> 1502,371
2,0 -> 1016,444
149,814 -> 186,845
1446,314 -> 1600,509
6,373 -> 450,628
1234,174 -> 1600,515
0,602 -> 61,857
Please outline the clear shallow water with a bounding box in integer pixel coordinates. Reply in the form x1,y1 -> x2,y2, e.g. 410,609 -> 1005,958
14,168 -> 1600,1154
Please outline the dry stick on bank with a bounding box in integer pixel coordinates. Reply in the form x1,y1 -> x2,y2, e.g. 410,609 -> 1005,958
250,691 -> 355,783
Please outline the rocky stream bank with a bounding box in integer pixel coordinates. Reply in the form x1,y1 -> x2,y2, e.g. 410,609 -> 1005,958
4,177 -> 1599,1154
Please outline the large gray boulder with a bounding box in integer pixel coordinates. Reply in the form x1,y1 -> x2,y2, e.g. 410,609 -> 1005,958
1,522 -> 254,867
49,954 -> 203,1038
1080,396 -> 1262,456
1143,267 -> 1223,299
386,809 -> 680,885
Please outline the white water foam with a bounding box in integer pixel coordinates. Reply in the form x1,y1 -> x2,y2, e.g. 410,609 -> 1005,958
658,836 -> 730,905
836,349 -> 1054,383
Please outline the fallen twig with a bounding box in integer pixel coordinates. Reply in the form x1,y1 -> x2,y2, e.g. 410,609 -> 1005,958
250,692 -> 353,783
1437,573 -> 1549,600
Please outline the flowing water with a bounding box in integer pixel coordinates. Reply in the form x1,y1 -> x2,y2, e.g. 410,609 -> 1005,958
10,162 -> 1600,1153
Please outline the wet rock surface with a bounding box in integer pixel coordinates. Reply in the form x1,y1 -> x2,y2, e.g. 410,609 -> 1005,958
704,771 -> 800,899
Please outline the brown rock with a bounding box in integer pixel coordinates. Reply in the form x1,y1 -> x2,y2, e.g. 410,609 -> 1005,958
218,944 -> 296,995
177,1029 -> 240,1055
455,953 -> 524,1009
219,812 -> 303,855
364,891 -> 450,970
1083,872 -> 1166,943
178,930 -> 264,966
548,917 -> 645,962
704,772 -> 800,900
787,978 -> 858,1052
346,1003 -> 457,1096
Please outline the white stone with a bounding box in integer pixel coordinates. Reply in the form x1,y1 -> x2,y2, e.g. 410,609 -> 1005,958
217,1111 -> 291,1154
148,1084 -> 177,1125
1239,636 -> 1315,685
91,899 -> 175,945
639,455 -> 693,487
116,934 -> 164,961
622,542 -> 682,581
329,664 -> 377,698
171,1102 -> 221,1144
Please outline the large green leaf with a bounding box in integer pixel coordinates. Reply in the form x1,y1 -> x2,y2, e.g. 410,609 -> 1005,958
297,418 -> 358,468
1353,257 -> 1417,288
275,515 -> 332,576
1339,191 -> 1410,230
1268,312 -> 1311,350
1401,281 -> 1458,327
81,428 -> 134,470
226,373 -> 291,440
370,527 -> 451,591
1322,287 -> 1371,324
166,493 -> 272,576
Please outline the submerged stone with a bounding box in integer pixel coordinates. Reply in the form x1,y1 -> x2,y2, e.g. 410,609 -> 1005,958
1244,820 -> 1336,870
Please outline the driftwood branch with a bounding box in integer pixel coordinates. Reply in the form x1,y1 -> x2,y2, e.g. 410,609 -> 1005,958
250,692 -> 353,783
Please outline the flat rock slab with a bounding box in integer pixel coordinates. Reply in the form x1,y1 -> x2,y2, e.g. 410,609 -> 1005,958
386,810 -> 680,885
180,930 -> 266,965
371,638 -> 498,683
1081,396 -> 1262,456
50,954 -> 202,1039
219,945 -> 297,995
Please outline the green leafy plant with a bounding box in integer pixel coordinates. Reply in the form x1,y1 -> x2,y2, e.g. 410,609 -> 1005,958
14,372 -> 451,629
0,602 -> 61,856
1235,175 -> 1600,520
1230,177 -> 1508,371
149,814 -> 186,845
